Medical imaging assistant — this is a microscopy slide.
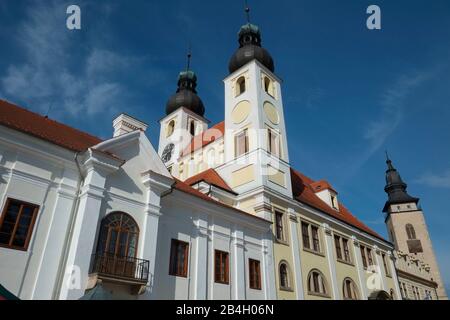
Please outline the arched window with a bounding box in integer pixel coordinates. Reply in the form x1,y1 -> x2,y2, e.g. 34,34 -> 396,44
236,76 -> 246,96
343,278 -> 359,300
405,224 -> 416,240
279,262 -> 290,290
307,269 -> 329,296
263,76 -> 275,97
96,212 -> 139,258
166,120 -> 175,137
189,120 -> 196,136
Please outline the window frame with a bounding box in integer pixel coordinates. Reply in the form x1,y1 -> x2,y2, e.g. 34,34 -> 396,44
263,76 -> 275,98
311,225 -> 321,253
166,119 -> 175,137
360,246 -> 368,269
342,238 -> 351,263
343,278 -> 359,300
307,269 -> 329,297
274,210 -> 285,242
0,198 -> 39,251
279,261 -> 291,290
234,128 -> 249,158
248,259 -> 262,290
169,239 -> 189,278
214,250 -> 229,284
301,221 -> 311,250
334,235 -> 343,260
236,76 -> 246,97
267,127 -> 281,158
405,224 -> 416,240
382,253 -> 391,277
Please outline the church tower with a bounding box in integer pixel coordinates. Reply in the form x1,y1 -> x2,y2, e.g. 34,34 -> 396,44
158,54 -> 208,175
216,8 -> 292,218
383,155 -> 447,299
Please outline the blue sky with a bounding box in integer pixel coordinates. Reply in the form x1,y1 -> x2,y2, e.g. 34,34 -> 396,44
0,0 -> 449,291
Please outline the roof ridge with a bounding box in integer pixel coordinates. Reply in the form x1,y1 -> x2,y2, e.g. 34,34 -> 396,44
0,99 -> 102,152
0,99 -> 103,142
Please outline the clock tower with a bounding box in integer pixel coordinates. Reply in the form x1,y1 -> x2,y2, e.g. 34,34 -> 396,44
158,60 -> 208,174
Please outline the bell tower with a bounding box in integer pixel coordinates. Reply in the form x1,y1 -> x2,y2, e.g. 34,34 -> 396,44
158,52 -> 208,176
216,7 -> 292,217
383,154 -> 447,299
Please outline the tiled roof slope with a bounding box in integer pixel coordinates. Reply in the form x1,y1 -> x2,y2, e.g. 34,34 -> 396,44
182,121 -> 224,156
173,178 -> 269,223
0,99 -> 102,152
290,168 -> 383,240
184,168 -> 235,194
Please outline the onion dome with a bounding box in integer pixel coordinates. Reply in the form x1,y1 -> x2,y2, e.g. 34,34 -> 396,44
166,70 -> 205,117
383,154 -> 419,212
228,23 -> 274,74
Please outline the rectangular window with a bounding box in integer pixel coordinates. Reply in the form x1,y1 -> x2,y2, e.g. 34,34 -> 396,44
311,225 -> 320,252
382,253 -> 390,276
235,129 -> 249,157
214,250 -> 229,284
367,248 -> 373,266
169,239 -> 189,277
267,128 -> 280,157
342,238 -> 351,262
249,259 -> 261,290
334,235 -> 342,260
275,211 -> 284,241
360,246 -> 368,269
0,198 -> 39,250
301,222 -> 310,249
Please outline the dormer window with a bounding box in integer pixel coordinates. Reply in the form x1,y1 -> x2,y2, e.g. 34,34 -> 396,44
331,194 -> 338,210
311,180 -> 339,210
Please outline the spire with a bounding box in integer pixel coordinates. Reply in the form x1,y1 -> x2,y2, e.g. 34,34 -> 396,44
244,0 -> 251,23
165,49 -> 205,117
186,43 -> 192,72
383,154 -> 419,212
228,1 -> 275,73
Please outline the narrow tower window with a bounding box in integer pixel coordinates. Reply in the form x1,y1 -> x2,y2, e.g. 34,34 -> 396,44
263,76 -> 275,97
189,120 -> 196,136
236,76 -> 246,96
166,120 -> 175,137
405,224 -> 416,239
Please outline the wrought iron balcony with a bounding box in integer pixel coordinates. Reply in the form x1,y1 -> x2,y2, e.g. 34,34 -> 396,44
90,253 -> 149,284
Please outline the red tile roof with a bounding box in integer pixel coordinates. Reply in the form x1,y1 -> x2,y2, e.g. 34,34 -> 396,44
310,180 -> 337,194
290,168 -> 383,240
184,168 -> 236,194
181,121 -> 224,156
173,178 -> 270,223
0,99 -> 102,152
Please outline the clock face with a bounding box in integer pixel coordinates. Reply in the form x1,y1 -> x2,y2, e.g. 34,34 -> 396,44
162,143 -> 175,163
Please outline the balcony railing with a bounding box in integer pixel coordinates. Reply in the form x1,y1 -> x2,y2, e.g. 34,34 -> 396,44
90,253 -> 149,283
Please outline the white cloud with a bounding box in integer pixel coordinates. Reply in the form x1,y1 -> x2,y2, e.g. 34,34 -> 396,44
415,169 -> 450,188
0,1 -> 133,119
364,71 -> 434,154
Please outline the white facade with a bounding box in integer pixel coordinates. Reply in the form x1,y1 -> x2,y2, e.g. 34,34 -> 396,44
0,115 -> 274,300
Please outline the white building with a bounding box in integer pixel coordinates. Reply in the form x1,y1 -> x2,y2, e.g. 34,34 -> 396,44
0,100 -> 275,300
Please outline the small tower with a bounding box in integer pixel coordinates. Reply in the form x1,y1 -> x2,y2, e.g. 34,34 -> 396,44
158,53 -> 208,174
383,154 -> 447,299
